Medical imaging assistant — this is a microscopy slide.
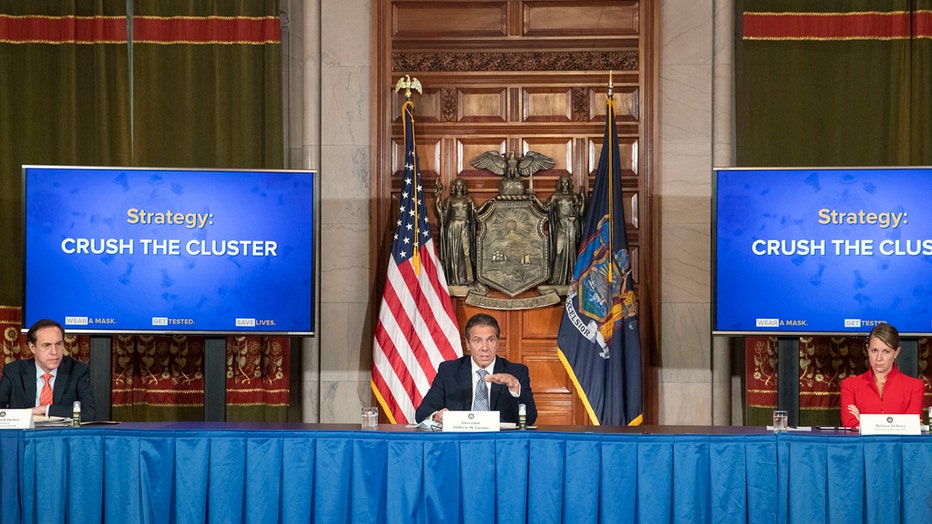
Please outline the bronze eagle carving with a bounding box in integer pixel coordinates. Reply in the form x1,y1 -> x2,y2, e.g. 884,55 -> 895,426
471,150 -> 554,180
471,150 -> 555,195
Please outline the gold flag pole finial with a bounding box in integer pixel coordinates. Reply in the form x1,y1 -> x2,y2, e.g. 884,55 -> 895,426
394,74 -> 423,100
608,70 -> 614,99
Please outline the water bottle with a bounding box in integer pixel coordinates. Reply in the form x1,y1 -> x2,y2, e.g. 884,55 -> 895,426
518,403 -> 527,430
72,401 -> 81,427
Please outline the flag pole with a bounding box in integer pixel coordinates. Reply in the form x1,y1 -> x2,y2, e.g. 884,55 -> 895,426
607,70 -> 616,284
394,75 -> 423,273
555,69 -> 642,426
373,75 -> 462,425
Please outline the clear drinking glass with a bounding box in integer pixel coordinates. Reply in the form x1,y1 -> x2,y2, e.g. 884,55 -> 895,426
772,410 -> 788,432
361,406 -> 379,430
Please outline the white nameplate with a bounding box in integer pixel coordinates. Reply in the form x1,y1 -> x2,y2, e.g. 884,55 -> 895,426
859,414 -> 920,435
442,410 -> 500,432
0,409 -> 35,429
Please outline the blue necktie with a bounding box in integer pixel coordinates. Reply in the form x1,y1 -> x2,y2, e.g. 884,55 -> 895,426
474,369 -> 489,411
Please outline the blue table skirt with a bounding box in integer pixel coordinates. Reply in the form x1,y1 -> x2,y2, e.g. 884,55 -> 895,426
6,426 -> 931,524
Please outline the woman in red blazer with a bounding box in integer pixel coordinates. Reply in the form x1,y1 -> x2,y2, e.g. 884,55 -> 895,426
840,323 -> 925,429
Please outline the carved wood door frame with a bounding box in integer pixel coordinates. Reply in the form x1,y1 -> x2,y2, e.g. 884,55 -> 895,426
370,0 -> 659,424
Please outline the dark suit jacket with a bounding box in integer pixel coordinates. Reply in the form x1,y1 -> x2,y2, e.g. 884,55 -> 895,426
415,355 -> 537,425
0,356 -> 97,421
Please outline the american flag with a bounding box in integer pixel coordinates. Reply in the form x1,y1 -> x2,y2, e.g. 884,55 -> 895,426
371,99 -> 463,424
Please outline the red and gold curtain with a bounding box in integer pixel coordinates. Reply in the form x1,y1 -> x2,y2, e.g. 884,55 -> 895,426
111,333 -> 290,422
0,1 -> 289,421
737,0 -> 932,167
130,1 -> 284,168
737,0 -> 932,425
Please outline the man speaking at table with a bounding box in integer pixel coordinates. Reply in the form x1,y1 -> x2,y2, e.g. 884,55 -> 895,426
0,319 -> 97,421
416,313 -> 537,425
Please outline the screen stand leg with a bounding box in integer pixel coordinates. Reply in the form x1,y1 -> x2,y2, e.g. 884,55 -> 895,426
204,338 -> 226,421
899,338 -> 919,378
89,336 -> 112,421
777,337 -> 800,427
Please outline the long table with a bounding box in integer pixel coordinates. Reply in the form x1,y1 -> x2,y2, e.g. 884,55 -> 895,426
2,424 -> 930,523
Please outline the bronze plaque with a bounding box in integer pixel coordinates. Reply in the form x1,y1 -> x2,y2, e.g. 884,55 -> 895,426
475,197 -> 550,297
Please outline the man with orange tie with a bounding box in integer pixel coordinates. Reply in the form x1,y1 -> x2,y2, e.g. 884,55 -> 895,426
0,319 -> 96,421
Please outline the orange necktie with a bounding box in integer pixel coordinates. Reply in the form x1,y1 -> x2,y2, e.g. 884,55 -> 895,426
39,373 -> 53,406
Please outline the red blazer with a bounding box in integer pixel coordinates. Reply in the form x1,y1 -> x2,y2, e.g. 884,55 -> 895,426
839,365 -> 925,428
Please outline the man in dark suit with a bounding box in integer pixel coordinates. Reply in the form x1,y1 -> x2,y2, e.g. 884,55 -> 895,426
416,313 -> 537,425
0,319 -> 96,421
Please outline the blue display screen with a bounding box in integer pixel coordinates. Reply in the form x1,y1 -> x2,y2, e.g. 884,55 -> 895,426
23,166 -> 315,334
714,167 -> 932,335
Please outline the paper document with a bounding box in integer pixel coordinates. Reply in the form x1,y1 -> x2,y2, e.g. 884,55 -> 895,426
33,416 -> 72,427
